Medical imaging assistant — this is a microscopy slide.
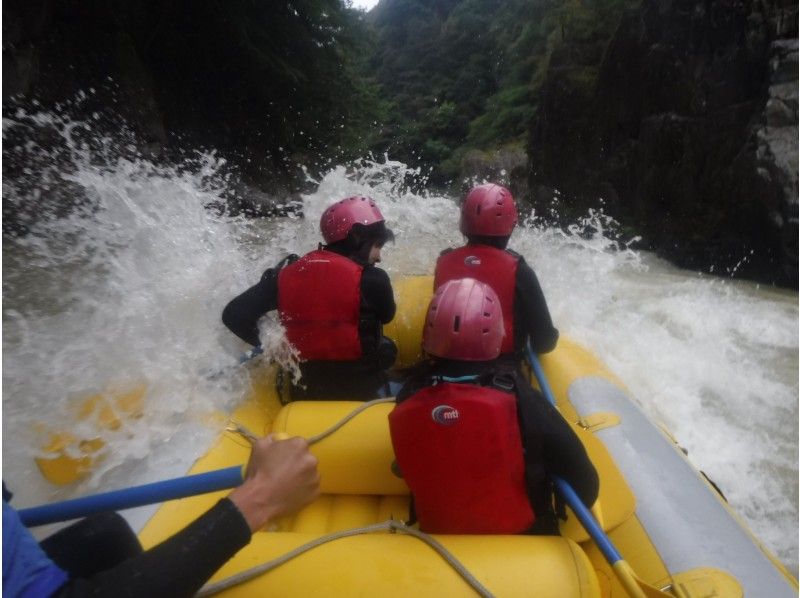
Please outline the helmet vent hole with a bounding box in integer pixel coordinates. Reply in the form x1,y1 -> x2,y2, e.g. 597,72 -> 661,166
484,312 -> 490,317
453,316 -> 461,332
475,205 -> 481,214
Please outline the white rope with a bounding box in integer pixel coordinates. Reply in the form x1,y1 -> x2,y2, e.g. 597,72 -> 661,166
225,422 -> 258,445
196,519 -> 494,597
306,397 -> 395,444
227,397 -> 395,447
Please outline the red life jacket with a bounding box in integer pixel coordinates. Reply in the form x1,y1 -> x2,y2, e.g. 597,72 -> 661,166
434,246 -> 518,354
388,381 -> 534,534
277,249 -> 363,361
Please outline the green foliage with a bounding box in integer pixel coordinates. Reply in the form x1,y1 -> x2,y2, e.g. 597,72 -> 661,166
4,0 -> 639,188
466,85 -> 535,147
136,0 -> 388,179
135,0 -> 637,185
28,0 -> 636,185
364,0 -> 636,184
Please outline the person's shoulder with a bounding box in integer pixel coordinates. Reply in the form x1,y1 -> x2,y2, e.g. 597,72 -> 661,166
361,265 -> 392,291
261,254 -> 300,281
510,252 -> 538,276
362,265 -> 392,283
438,247 -> 455,257
282,253 -> 301,267
505,247 -> 525,261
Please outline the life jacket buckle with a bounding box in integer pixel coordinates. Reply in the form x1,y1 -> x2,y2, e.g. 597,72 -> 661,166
490,374 -> 515,392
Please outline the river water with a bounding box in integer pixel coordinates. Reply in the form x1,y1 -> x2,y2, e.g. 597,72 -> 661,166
2,112 -> 797,576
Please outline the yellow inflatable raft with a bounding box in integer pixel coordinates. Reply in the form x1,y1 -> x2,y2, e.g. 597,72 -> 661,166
138,276 -> 797,597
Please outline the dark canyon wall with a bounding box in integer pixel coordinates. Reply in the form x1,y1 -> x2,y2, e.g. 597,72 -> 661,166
2,0 -> 377,221
528,0 -> 798,287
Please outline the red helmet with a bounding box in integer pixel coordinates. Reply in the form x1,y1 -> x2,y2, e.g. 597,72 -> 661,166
320,196 -> 385,244
459,184 -> 517,237
423,278 -> 505,361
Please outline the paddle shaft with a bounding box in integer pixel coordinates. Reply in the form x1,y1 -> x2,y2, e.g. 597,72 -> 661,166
205,345 -> 264,381
20,465 -> 244,528
239,345 -> 264,364
525,347 -> 632,566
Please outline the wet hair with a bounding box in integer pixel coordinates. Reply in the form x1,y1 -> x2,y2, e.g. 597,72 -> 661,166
325,221 -> 395,264
466,234 -> 510,250
351,221 -> 395,247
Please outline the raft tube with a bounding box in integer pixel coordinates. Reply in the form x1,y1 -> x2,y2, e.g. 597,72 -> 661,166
136,275 -> 797,597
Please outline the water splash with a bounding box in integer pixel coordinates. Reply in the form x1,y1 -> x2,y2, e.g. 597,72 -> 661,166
3,108 -> 253,510
2,112 -> 797,574
258,315 -> 302,384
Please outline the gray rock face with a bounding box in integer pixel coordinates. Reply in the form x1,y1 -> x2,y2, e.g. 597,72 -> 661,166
460,146 -> 529,196
754,39 -> 798,279
528,0 -> 798,287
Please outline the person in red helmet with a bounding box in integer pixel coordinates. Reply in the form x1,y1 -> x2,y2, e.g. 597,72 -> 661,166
389,278 -> 597,535
222,196 -> 397,399
434,183 -> 558,362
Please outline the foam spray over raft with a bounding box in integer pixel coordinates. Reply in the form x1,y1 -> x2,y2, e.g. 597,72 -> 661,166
2,108 -> 797,573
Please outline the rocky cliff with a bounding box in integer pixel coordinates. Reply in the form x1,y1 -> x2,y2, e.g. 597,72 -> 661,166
528,0 -> 798,287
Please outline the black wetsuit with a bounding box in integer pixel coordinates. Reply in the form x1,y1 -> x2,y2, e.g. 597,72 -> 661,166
396,360 -> 598,535
222,252 -> 397,399
511,253 -> 559,355
6,493 -> 250,598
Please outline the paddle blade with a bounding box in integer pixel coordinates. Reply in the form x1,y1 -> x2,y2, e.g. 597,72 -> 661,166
34,384 -> 146,485
35,452 -> 96,486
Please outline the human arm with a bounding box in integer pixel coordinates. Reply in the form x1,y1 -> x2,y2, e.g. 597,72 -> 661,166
228,435 -> 320,532
360,266 -> 396,324
514,257 -> 559,354
221,257 -> 296,346
516,379 -> 599,508
54,435 -> 319,598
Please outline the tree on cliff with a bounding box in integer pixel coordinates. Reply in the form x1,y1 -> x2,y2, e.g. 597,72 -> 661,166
2,0 -> 386,184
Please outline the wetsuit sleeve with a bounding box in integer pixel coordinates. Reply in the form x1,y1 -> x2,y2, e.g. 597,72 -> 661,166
222,257 -> 295,346
516,378 -> 599,508
55,498 -> 251,598
514,257 -> 559,354
360,266 -> 396,324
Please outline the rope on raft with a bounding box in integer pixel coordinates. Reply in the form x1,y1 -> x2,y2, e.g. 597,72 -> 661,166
227,397 -> 396,447
196,519 -> 494,598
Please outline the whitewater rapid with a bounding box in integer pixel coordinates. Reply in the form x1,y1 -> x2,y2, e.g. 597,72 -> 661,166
2,114 -> 797,575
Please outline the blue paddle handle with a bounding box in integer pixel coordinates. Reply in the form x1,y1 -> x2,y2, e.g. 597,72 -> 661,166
19,465 -> 244,528
205,346 -> 264,380
239,345 -> 264,364
526,344 -> 623,566
554,476 -> 621,564
526,345 -> 557,406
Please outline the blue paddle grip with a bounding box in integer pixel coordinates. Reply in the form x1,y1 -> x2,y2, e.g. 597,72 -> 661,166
526,344 -> 623,565
19,465 -> 244,527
